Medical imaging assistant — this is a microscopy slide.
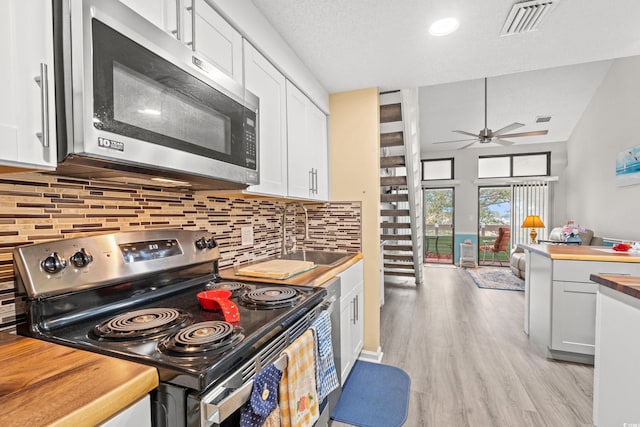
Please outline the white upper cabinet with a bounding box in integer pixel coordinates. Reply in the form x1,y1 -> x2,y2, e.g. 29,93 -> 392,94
286,81 -> 329,200
119,0 -> 178,36
121,0 -> 243,84
0,0 -> 57,170
186,0 -> 243,84
244,42 -> 288,196
306,102 -> 329,200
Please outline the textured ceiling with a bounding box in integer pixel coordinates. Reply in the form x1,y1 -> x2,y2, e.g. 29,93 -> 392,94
251,0 -> 640,93
250,0 -> 640,151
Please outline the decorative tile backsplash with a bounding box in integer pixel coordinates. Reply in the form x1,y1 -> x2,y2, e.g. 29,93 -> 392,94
0,172 -> 361,332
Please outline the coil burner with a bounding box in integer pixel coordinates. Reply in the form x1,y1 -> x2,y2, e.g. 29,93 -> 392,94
93,308 -> 192,340
158,321 -> 244,355
238,287 -> 301,310
205,281 -> 249,297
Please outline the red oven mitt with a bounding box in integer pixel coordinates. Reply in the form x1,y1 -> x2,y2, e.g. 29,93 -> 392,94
240,363 -> 283,426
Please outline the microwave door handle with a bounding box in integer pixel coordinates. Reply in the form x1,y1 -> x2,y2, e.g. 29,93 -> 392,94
34,63 -> 50,148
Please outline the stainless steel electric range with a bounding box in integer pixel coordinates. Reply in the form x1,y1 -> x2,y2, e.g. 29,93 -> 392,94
13,229 -> 328,427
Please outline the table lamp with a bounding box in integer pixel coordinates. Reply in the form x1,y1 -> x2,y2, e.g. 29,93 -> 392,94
521,215 -> 545,243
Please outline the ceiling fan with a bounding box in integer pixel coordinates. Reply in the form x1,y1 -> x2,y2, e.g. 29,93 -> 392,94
433,77 -> 549,149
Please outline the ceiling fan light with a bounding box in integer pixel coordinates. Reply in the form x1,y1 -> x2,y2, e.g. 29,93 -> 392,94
429,17 -> 460,36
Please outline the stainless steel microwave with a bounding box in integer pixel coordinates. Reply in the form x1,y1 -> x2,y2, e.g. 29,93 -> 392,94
53,0 -> 259,189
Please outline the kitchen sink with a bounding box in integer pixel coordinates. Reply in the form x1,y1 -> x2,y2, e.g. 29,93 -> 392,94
277,250 -> 352,266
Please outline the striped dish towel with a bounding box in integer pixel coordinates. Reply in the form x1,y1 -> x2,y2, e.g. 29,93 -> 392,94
279,330 -> 319,427
310,311 -> 339,402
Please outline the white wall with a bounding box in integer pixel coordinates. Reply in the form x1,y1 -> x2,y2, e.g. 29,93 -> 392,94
421,142 -> 568,237
566,56 -> 640,241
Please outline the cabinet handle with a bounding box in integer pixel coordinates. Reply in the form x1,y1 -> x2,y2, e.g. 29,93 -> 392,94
189,0 -> 196,51
311,168 -> 318,194
308,169 -> 313,194
34,63 -> 50,148
352,297 -> 357,325
173,0 -> 181,40
355,294 -> 358,323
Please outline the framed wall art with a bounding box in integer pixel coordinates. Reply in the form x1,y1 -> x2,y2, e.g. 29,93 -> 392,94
615,145 -> 640,187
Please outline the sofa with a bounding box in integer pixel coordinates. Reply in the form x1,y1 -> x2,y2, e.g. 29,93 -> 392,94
510,227 -> 603,279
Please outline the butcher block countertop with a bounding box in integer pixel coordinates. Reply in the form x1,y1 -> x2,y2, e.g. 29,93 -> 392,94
519,244 -> 640,263
590,274 -> 640,300
0,332 -> 158,427
221,252 -> 363,286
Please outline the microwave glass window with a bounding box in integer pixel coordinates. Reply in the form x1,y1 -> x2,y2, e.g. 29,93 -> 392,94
91,19 -> 256,169
112,62 -> 230,154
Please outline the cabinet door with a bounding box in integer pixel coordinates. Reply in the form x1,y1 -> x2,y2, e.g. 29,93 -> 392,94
337,260 -> 364,384
119,0 -> 178,36
338,294 -> 354,385
188,0 -> 243,84
286,81 -> 329,200
351,284 -> 364,361
307,103 -> 329,200
0,0 -> 56,170
551,280 -> 597,355
286,81 -> 311,199
244,42 -> 288,196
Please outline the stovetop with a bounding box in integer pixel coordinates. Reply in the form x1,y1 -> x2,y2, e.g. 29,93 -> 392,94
13,230 -> 326,392
19,273 -> 324,391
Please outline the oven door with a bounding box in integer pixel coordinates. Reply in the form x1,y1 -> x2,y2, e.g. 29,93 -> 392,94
63,0 -> 258,185
186,305 -> 328,427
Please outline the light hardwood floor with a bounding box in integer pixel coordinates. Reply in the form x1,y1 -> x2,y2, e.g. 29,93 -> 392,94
333,264 -> 594,427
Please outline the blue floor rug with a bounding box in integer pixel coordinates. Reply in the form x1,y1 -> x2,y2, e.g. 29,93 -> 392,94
464,266 -> 524,291
331,361 -> 410,427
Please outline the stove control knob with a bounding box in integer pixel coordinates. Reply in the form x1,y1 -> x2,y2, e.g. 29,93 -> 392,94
195,237 -> 208,250
70,248 -> 93,268
41,252 -> 67,274
206,238 -> 218,249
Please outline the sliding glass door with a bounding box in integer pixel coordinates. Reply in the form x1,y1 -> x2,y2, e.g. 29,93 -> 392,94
478,186 -> 511,266
424,188 -> 454,264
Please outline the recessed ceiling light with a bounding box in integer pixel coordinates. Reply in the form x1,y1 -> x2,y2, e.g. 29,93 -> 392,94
429,17 -> 460,36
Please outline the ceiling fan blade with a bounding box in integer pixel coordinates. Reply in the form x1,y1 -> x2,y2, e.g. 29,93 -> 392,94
459,141 -> 479,150
433,138 -> 478,145
452,130 -> 480,138
493,122 -> 524,136
493,139 -> 514,146
498,130 -> 549,138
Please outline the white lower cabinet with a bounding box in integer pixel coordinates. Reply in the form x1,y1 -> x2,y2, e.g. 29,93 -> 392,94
551,280 -> 597,355
338,260 -> 364,384
0,0 -> 57,170
526,251 -> 640,363
99,395 -> 151,427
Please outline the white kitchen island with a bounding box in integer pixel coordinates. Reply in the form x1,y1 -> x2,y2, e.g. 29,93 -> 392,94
521,244 -> 640,364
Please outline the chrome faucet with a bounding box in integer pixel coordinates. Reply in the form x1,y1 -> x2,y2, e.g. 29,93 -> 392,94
281,202 -> 309,255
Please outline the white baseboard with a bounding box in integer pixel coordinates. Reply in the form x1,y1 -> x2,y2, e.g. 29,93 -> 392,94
358,347 -> 384,363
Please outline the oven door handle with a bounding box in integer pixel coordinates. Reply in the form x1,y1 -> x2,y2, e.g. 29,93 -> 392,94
203,353 -> 288,424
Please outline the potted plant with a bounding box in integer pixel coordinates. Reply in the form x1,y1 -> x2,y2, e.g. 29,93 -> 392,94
562,220 -> 586,244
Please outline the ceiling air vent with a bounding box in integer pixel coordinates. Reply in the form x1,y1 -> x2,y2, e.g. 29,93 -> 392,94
501,0 -> 557,35
536,115 -> 552,123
